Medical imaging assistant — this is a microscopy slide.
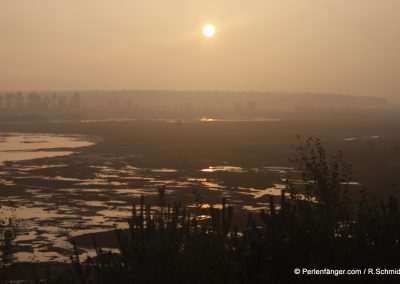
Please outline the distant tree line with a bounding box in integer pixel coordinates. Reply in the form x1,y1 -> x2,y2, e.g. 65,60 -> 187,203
0,93 -> 81,110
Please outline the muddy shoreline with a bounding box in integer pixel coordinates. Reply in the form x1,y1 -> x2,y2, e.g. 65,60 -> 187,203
1,118 -> 400,264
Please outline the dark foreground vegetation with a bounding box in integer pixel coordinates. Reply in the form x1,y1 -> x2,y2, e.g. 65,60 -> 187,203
2,138 -> 400,283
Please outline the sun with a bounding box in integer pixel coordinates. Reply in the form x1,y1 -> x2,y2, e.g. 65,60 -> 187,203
202,24 -> 216,38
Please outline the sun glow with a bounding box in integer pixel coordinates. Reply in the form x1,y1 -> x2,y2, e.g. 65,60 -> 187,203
202,24 -> 216,38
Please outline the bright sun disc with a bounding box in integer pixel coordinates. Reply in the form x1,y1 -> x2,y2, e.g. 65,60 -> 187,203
203,24 -> 216,37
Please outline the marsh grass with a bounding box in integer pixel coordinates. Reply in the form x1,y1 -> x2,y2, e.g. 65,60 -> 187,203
0,206 -> 18,283
44,138 -> 400,283
5,137 -> 400,283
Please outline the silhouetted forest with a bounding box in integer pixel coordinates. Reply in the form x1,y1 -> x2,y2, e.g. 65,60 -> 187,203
0,91 -> 392,122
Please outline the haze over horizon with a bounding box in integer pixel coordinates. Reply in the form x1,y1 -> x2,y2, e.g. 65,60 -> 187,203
1,0 -> 399,98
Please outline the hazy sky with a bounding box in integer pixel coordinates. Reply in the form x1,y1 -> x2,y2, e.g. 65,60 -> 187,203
1,0 -> 399,97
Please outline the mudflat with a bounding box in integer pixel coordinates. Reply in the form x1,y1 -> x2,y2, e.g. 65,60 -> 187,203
1,111 -> 400,262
